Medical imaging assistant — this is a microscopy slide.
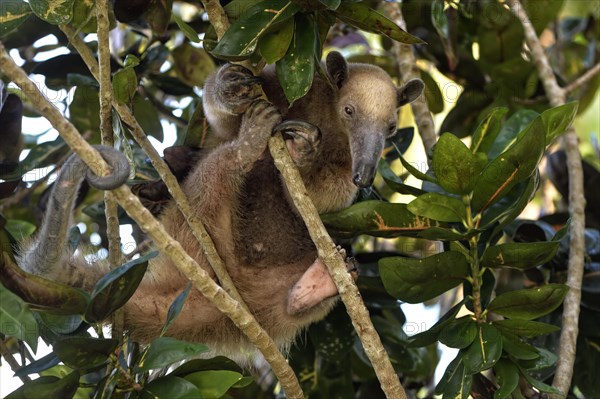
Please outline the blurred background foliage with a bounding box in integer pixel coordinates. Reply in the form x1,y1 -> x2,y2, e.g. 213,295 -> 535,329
0,0 -> 598,398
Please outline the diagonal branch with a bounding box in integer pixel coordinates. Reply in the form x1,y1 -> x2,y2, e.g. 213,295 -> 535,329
564,62 -> 600,94
508,1 -> 586,396
0,41 -> 304,399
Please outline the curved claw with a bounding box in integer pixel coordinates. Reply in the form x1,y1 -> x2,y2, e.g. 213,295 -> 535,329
272,120 -> 321,140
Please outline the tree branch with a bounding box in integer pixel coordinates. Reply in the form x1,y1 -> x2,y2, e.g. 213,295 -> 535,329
564,62 -> 600,94
269,133 -> 408,399
95,0 -> 125,340
0,41 -> 304,399
384,2 -> 437,158
200,0 -> 230,39
59,24 -> 248,313
508,1 -> 586,396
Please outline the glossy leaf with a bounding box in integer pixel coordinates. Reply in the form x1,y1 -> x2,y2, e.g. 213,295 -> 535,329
141,376 -> 202,399
24,370 -> 79,399
417,226 -> 475,241
408,192 -> 467,223
432,133 -> 486,195
462,324 -> 502,373
173,14 -> 200,43
408,300 -> 465,347
139,337 -> 209,371
334,2 -> 424,44
501,333 -> 540,360
84,251 -> 155,322
133,94 -> 163,141
53,337 -> 119,370
488,284 -> 569,320
520,347 -> 558,371
185,370 -> 244,399
113,67 -> 138,104
29,0 -> 75,24
0,253 -> 89,316
0,0 -> 31,37
321,201 -> 440,238
435,356 -> 471,399
0,281 -> 39,352
379,251 -> 469,303
399,155 -> 436,183
541,101 -> 578,144
481,241 -> 559,270
487,109 -> 538,160
493,359 -> 519,399
259,20 -> 294,64
14,353 -> 60,377
378,159 -> 426,197
520,366 -> 562,395
482,172 -> 538,231
471,107 -> 509,154
161,283 -> 192,336
276,13 -> 316,104
211,0 -> 300,60
172,356 -> 243,376
471,117 -> 545,213
439,317 -> 477,349
493,319 -> 560,337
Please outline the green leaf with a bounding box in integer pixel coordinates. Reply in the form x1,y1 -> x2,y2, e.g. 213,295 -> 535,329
519,347 -> 558,370
399,155 -> 436,183
417,226 -> 476,241
462,324 -> 502,373
29,0 -> 74,24
276,13 -> 316,104
113,68 -> 138,104
0,282 -> 39,353
0,253 -> 89,316
408,193 -> 467,223
141,376 -> 202,399
259,20 -> 294,64
379,251 -> 469,303
487,110 -> 538,160
471,107 -> 509,154
172,44 -> 216,87
53,337 -> 119,370
519,366 -> 562,395
501,333 -> 540,360
541,101 -> 578,144
185,370 -> 244,399
471,117 -> 545,213
489,171 -> 539,237
146,0 -> 172,36
5,219 -> 36,241
436,356 -> 472,399
333,2 -> 424,44
493,359 -> 519,399
488,284 -> 569,320
133,94 -> 163,141
481,241 -> 559,270
321,201 -> 440,239
211,0 -> 300,60
139,337 -> 209,371
173,14 -> 200,43
161,283 -> 192,336
0,0 -> 31,37
84,252 -> 155,323
493,319 -> 560,337
432,133 -> 487,195
439,317 -> 478,349
378,159 -> 426,197
24,370 -> 79,399
408,300 -> 465,347
172,356 -> 243,376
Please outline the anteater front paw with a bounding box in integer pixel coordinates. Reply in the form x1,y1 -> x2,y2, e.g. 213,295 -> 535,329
273,120 -> 322,170
215,64 -> 263,114
239,100 -> 282,143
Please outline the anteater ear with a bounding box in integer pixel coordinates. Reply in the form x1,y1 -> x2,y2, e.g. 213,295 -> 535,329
397,79 -> 424,107
326,51 -> 348,88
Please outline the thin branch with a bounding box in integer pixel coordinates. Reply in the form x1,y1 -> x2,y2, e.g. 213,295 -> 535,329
564,62 -> 600,94
0,340 -> 31,383
384,2 -> 437,158
0,41 -> 304,399
200,0 -> 230,40
508,1 -> 586,397
59,24 -> 248,313
96,0 -> 125,340
269,134 -> 408,399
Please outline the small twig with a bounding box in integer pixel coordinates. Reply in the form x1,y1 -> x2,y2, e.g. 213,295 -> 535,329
0,41 -> 304,399
96,0 -> 125,340
384,2 -> 437,159
200,0 -> 230,39
269,133 -> 408,399
0,340 -> 31,383
564,62 -> 600,94
508,1 -> 586,397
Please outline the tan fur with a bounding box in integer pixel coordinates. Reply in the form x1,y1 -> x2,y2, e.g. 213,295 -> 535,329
17,53 -> 423,360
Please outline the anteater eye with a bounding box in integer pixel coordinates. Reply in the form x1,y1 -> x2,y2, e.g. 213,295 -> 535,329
344,106 -> 353,116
